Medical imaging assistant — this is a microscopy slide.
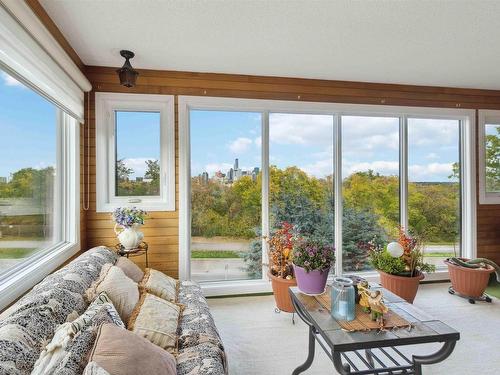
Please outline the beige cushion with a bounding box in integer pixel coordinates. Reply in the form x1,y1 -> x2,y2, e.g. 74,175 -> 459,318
89,324 -> 176,375
128,293 -> 182,353
83,361 -> 110,375
116,257 -> 144,283
140,268 -> 178,302
86,264 -> 140,322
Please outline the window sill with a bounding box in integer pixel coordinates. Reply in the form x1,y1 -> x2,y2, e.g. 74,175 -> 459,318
198,270 -> 450,298
0,241 -> 80,311
200,278 -> 273,297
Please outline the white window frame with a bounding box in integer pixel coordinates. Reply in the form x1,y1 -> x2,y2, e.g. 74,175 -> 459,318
179,96 -> 476,296
478,110 -> 500,204
95,93 -> 175,212
0,110 -> 80,310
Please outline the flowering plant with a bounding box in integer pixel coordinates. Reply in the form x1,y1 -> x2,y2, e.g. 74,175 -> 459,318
292,238 -> 335,273
111,207 -> 147,228
368,227 -> 435,277
268,222 -> 296,279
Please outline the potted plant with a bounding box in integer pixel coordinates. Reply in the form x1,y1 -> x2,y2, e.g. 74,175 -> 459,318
368,228 -> 435,303
292,238 -> 335,295
445,257 -> 499,300
112,207 -> 147,250
267,222 -> 297,312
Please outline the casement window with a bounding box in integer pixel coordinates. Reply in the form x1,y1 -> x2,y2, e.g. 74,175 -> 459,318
95,93 -> 175,212
0,1 -> 88,309
478,110 -> 500,204
179,96 -> 476,296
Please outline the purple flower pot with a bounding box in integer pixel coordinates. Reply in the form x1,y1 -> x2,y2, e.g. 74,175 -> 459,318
293,264 -> 330,295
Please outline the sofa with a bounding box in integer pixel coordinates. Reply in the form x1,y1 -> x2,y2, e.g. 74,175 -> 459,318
0,246 -> 227,375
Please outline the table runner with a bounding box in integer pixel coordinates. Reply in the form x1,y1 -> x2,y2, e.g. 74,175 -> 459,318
314,287 -> 412,332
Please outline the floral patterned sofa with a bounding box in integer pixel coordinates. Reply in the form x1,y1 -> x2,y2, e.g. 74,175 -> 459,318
0,246 -> 227,375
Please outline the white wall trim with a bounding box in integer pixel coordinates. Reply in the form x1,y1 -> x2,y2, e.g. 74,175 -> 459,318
178,95 -> 476,296
95,92 -> 176,212
178,97 -> 191,281
478,110 -> 500,205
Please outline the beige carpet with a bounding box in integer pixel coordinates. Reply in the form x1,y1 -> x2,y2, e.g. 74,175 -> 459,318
208,283 -> 500,375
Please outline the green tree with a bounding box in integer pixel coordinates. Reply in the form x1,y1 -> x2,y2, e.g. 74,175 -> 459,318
485,127 -> 500,191
145,159 -> 160,184
116,159 -> 133,181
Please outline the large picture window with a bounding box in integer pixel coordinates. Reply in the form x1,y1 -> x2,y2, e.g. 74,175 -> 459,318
179,97 -> 475,293
95,93 -> 175,212
0,68 -> 79,301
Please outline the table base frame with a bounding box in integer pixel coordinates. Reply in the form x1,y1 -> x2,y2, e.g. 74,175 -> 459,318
291,296 -> 457,375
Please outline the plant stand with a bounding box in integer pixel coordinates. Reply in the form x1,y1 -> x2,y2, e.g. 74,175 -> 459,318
448,286 -> 493,304
274,307 -> 295,324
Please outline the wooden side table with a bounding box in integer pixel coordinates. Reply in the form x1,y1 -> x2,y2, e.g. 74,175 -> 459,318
114,241 -> 149,268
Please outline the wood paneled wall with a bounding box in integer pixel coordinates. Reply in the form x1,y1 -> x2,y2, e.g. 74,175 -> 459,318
84,66 -> 500,275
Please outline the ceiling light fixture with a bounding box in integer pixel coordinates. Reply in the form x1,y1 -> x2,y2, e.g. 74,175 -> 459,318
117,50 -> 138,88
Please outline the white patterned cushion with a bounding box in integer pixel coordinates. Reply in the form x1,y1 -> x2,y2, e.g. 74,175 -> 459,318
0,247 -> 118,375
32,292 -> 124,375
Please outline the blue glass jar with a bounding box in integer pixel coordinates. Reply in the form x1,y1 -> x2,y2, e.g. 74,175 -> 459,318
331,277 -> 356,321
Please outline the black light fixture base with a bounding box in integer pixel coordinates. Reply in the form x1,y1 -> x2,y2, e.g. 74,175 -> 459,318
120,50 -> 135,60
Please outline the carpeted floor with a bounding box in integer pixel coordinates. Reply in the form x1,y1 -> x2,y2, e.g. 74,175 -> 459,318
208,283 -> 500,375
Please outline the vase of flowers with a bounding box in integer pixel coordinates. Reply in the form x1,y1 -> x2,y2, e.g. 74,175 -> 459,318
267,222 -> 297,313
292,238 -> 335,295
368,228 -> 435,303
111,207 -> 147,250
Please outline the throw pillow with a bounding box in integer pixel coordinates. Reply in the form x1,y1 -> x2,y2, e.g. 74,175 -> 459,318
53,304 -> 124,374
86,265 -> 140,322
115,257 -> 144,283
89,324 -> 177,375
128,293 -> 182,353
140,268 -> 178,302
32,292 -> 124,375
83,362 -> 110,375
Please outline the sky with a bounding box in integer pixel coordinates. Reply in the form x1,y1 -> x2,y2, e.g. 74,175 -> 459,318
191,110 -> 461,182
0,71 -> 56,178
0,67 -> 463,183
116,111 -> 160,178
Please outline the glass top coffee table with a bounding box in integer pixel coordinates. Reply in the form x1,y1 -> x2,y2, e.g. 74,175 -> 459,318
289,285 -> 459,375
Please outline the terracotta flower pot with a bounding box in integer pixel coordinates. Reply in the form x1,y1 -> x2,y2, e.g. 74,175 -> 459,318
378,270 -> 424,303
445,258 -> 495,298
268,272 -> 297,313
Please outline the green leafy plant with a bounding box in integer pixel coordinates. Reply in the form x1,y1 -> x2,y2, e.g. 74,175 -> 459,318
370,249 -> 406,275
367,228 -> 436,277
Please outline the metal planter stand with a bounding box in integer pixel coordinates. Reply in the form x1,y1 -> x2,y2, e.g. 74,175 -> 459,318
448,286 -> 493,304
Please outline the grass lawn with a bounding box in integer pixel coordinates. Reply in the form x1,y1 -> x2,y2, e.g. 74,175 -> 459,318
0,248 -> 37,259
424,252 -> 455,258
191,250 -> 240,259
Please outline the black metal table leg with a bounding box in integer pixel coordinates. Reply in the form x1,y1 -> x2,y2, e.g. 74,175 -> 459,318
292,325 -> 316,375
413,341 -> 457,375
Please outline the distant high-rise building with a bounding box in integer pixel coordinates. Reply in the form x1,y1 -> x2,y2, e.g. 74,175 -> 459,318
201,171 -> 209,184
227,168 -> 234,182
234,158 -> 239,170
0,177 -> 6,184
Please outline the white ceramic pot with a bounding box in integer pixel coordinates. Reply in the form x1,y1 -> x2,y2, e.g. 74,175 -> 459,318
115,224 -> 144,250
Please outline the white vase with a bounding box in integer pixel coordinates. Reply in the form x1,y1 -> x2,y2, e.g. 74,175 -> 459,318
115,224 -> 144,250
